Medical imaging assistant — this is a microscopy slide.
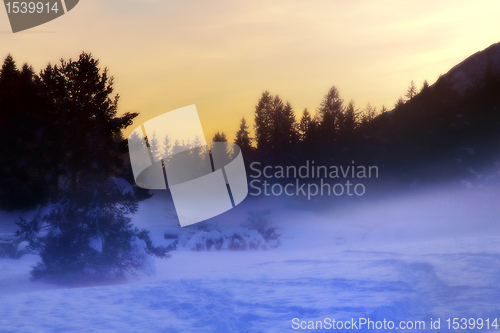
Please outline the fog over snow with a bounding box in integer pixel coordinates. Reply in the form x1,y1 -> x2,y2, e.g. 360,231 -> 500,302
1,178 -> 500,332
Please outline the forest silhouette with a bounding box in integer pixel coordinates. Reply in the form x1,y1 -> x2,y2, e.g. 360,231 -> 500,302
1,49 -> 500,211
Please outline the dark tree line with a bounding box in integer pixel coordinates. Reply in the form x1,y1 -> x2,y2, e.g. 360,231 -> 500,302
218,75 -> 500,184
218,86 -> 376,167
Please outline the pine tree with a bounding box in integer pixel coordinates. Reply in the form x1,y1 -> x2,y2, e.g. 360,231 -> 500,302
39,53 -> 138,192
212,132 -> 227,142
298,108 -> 312,142
0,55 -> 17,83
317,86 -> 344,125
234,117 -> 252,152
361,103 -> 377,125
271,98 -> 298,154
253,94 -> 299,159
254,91 -> 274,153
316,86 -> 344,149
268,95 -> 284,153
341,100 -> 358,134
395,97 -> 405,109
148,132 -> 161,161
172,140 -> 182,154
405,80 -> 418,100
15,53 -> 173,282
421,80 -> 430,94
162,134 -> 172,158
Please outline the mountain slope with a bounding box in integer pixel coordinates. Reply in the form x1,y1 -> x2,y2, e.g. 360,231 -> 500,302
364,42 -> 500,183
441,41 -> 500,93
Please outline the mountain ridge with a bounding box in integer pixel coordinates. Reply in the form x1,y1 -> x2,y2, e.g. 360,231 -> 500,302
439,41 -> 500,93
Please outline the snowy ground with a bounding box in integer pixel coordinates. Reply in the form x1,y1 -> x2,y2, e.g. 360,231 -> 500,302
1,184 -> 500,332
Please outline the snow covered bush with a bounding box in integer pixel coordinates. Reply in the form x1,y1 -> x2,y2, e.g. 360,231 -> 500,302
244,211 -> 280,244
184,228 -> 268,251
180,212 -> 281,251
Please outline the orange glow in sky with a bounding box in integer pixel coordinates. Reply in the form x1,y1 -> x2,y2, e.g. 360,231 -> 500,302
2,0 -> 500,141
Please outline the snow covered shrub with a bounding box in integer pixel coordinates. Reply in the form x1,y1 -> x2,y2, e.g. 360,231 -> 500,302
16,178 -> 176,283
180,213 -> 281,251
245,212 -> 281,247
185,228 -> 268,251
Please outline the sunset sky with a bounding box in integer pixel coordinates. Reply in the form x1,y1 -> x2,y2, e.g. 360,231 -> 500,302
2,0 -> 500,141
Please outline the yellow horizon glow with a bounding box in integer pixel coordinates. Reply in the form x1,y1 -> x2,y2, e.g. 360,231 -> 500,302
2,0 -> 500,142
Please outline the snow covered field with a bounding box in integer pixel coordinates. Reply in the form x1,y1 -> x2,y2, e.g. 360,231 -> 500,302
1,184 -> 500,332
